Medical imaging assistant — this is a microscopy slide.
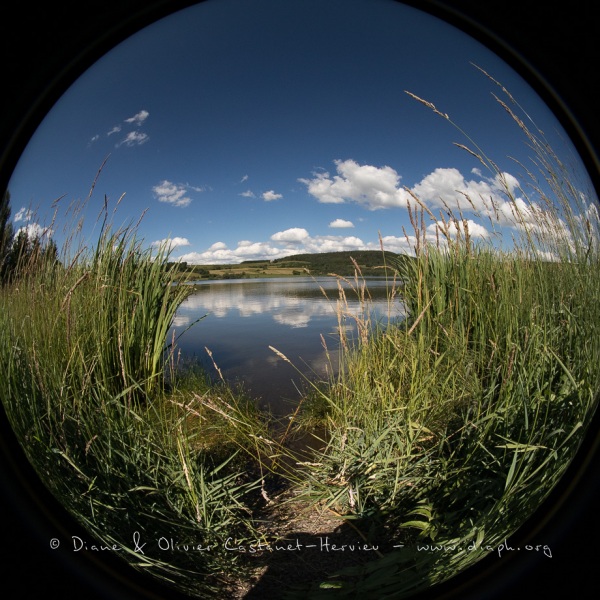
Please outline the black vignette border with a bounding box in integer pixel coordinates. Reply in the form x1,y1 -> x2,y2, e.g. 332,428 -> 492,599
0,1 -> 599,599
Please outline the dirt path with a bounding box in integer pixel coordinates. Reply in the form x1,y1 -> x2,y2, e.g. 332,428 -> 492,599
226,487 -> 386,599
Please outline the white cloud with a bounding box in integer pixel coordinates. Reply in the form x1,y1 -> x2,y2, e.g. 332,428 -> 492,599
495,197 -> 573,242
107,125 -> 122,136
151,237 -> 191,249
300,159 -> 413,210
375,234 -> 417,256
240,190 -> 256,198
208,241 -> 228,251
14,207 -> 33,222
241,175 -> 249,183
89,134 -> 100,144
404,166 -> 568,241
124,110 -> 149,126
329,219 -> 354,228
237,241 -> 282,257
577,200 -> 600,234
300,161 -> 532,228
460,220 -> 490,238
270,228 -> 310,243
497,197 -> 539,226
179,240 -> 291,265
262,190 -> 283,201
426,218 -> 490,239
303,235 -> 365,253
15,222 -> 53,240
177,251 -> 219,264
412,168 -> 521,216
116,131 -> 149,148
152,180 -> 193,207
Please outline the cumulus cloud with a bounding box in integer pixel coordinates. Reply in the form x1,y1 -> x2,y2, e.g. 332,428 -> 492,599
209,241 -> 228,251
15,222 -> 53,240
495,197 -> 573,242
11,210 -> 55,245
497,197 -> 540,226
107,126 -> 122,136
329,219 -> 354,228
412,168 -> 573,245
151,237 -> 191,249
426,218 -> 490,240
304,235 -> 365,253
412,168 -> 525,218
262,190 -> 283,201
152,180 -> 194,207
576,200 -> 600,237
178,240 -> 291,265
300,159 -> 413,210
116,131 -> 149,148
300,160 -> 532,227
124,110 -> 150,126
270,228 -> 310,243
375,234 -> 418,256
240,190 -> 256,198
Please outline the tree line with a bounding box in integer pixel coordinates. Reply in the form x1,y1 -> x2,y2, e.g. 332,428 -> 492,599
0,191 -> 59,284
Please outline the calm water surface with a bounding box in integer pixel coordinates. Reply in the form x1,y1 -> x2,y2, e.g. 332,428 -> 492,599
169,277 -> 405,415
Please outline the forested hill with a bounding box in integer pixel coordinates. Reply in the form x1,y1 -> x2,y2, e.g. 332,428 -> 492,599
266,250 -> 411,276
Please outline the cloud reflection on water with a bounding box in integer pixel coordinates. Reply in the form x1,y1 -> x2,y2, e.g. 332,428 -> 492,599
168,277 -> 405,413
174,277 -> 404,327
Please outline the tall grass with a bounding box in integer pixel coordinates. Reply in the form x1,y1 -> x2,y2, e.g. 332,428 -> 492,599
0,203 -> 266,597
283,75 -> 600,597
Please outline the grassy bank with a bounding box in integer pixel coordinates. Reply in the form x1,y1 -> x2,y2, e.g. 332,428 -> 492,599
283,244 -> 599,597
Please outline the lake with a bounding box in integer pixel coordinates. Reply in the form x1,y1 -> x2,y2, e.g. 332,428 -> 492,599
168,277 -> 405,415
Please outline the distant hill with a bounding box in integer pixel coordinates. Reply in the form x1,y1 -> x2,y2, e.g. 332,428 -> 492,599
266,250 -> 409,276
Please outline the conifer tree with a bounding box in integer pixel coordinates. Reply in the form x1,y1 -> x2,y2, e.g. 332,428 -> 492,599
0,190 -> 14,283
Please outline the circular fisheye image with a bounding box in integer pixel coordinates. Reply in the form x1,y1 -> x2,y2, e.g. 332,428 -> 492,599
1,1 -> 599,598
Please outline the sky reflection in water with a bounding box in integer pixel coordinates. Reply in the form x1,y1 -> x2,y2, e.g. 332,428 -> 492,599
169,277 -> 405,415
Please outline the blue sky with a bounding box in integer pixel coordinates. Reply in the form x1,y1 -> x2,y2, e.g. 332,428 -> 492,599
7,0 -> 592,264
